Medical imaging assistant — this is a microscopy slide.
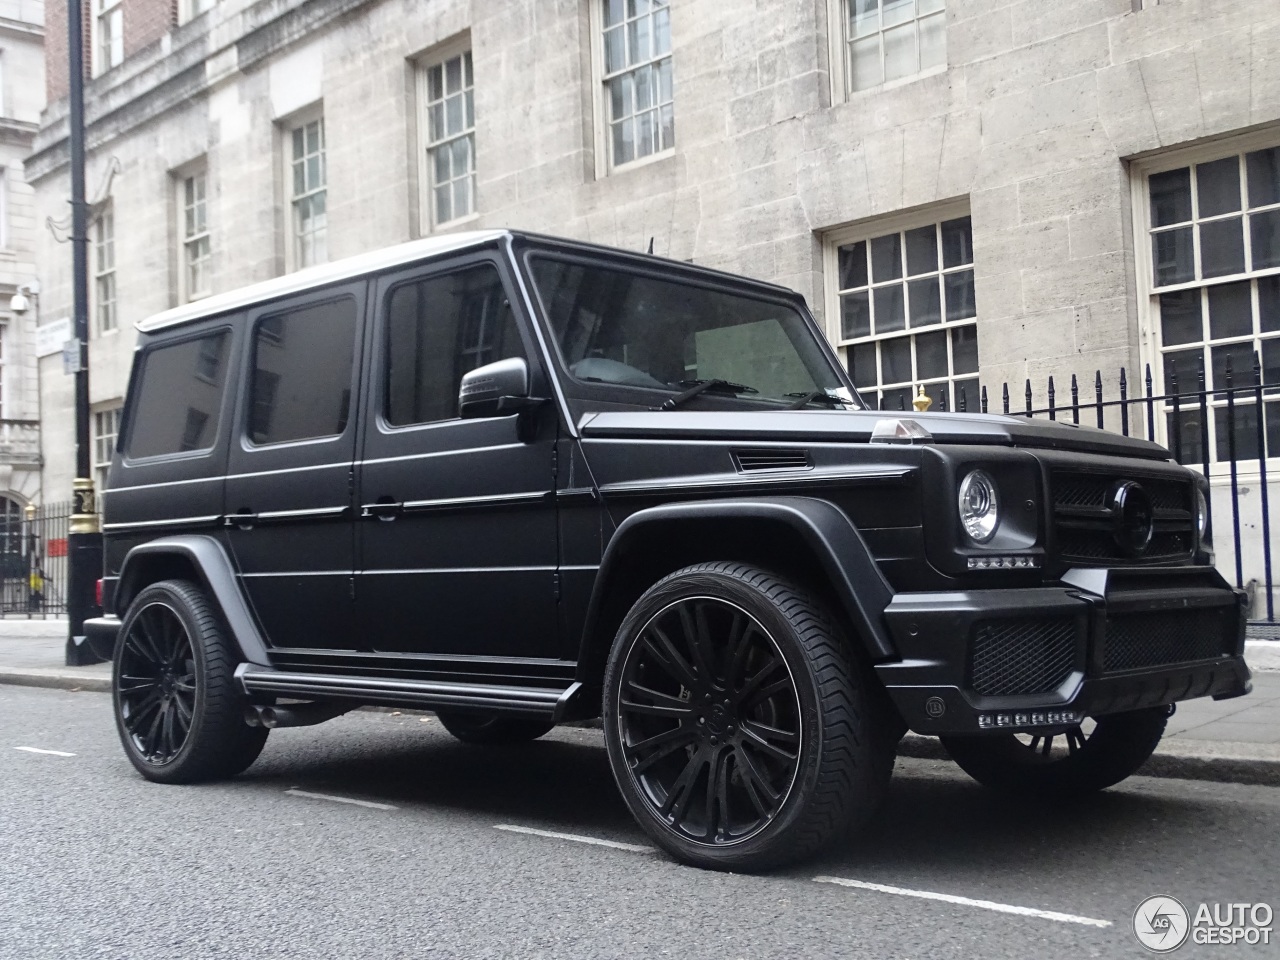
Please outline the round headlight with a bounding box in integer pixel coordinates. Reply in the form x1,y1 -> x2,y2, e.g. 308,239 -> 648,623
959,469 -> 1000,543
1195,486 -> 1208,540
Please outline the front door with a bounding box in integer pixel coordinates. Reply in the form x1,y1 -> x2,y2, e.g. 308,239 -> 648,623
224,283 -> 364,650
355,255 -> 559,659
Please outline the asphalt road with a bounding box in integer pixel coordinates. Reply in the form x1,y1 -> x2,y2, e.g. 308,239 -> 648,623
1,685 -> 1277,960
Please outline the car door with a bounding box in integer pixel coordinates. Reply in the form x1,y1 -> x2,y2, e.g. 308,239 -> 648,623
355,253 -> 559,659
223,283 -> 364,650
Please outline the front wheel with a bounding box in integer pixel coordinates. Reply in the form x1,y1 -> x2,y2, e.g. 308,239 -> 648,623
940,707 -> 1169,798
602,562 -> 888,872
113,579 -> 268,784
435,711 -> 555,745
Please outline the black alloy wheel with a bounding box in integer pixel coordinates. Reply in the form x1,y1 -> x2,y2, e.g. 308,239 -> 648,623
603,562 -> 889,871
940,706 -> 1170,798
113,579 -> 268,784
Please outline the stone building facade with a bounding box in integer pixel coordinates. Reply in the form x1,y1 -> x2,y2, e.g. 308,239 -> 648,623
0,0 -> 45,529
24,0 -> 1280,600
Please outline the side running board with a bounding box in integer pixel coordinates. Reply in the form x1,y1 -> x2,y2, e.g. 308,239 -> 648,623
236,664 -> 583,721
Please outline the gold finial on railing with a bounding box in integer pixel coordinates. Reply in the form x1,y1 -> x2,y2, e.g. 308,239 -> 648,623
912,384 -> 933,412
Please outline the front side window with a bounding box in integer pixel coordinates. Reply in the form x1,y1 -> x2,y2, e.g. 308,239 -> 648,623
600,0 -> 673,170
93,406 -> 122,490
126,332 -> 229,460
181,171 -> 211,301
289,117 -> 327,269
94,206 -> 117,335
384,264 -> 525,426
530,257 -> 848,406
95,0 -> 123,76
249,298 -> 356,445
418,48 -> 476,228
1142,142 -> 1280,462
840,0 -> 946,94
831,211 -> 979,412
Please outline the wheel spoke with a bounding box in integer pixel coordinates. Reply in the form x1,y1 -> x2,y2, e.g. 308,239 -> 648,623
1066,726 -> 1087,755
678,601 -> 717,687
744,676 -> 792,709
124,690 -> 163,731
723,613 -> 753,687
125,624 -> 163,669
642,626 -> 699,691
660,749 -> 707,825
117,674 -> 159,695
737,656 -> 785,704
1040,734 -> 1054,757
739,720 -> 799,762
628,724 -> 697,763
621,681 -> 695,719
160,704 -> 178,758
703,747 -> 728,840
171,691 -> 193,731
142,705 -> 166,757
734,744 -> 781,806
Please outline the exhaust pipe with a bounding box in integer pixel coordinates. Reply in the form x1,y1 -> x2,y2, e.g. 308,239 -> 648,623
245,703 -> 350,729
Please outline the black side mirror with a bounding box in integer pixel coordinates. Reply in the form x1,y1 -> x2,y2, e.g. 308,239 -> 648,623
459,357 -> 542,419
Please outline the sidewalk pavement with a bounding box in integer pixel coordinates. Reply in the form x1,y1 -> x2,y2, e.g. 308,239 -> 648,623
3,620 -> 1278,785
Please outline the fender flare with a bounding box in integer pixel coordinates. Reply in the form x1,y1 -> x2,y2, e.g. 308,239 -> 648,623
116,534 -> 271,666
580,496 -> 897,662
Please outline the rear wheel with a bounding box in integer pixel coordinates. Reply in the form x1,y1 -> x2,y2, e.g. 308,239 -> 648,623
435,711 -> 555,745
940,707 -> 1169,798
112,579 -> 268,783
602,562 -> 889,872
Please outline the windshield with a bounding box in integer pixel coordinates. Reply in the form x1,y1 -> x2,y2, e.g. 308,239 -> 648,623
528,256 -> 856,407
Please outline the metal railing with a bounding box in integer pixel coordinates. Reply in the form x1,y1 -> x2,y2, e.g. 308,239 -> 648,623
884,352 -> 1275,625
0,500 -> 72,618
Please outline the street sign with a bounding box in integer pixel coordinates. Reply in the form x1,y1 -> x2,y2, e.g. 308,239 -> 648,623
62,337 -> 84,375
36,317 -> 72,358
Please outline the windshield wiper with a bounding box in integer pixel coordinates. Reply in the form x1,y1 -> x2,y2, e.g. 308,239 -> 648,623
785,391 -> 855,410
661,379 -> 757,410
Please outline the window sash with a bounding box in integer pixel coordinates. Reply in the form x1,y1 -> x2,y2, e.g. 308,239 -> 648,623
289,118 -> 327,268
420,49 -> 477,228
93,209 -> 117,333
841,0 -> 947,95
599,0 -> 674,169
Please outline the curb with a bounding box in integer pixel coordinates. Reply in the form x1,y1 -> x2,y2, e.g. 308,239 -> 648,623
896,733 -> 1280,788
0,669 -> 111,693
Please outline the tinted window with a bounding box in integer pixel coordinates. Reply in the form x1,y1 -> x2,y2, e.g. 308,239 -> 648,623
249,297 -> 356,444
385,264 -> 526,426
127,330 -> 230,459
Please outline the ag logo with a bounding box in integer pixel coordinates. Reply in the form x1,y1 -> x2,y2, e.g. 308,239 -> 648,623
1133,895 -> 1190,953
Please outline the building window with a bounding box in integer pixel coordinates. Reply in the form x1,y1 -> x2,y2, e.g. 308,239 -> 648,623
93,0 -> 124,76
827,204 -> 978,412
835,0 -> 946,95
1136,137 -> 1280,463
0,168 -> 8,250
93,206 -> 117,335
93,406 -> 121,491
179,0 -> 217,25
598,0 -> 673,171
417,46 -> 476,229
0,323 -> 6,419
288,116 -> 327,269
180,170 -> 211,301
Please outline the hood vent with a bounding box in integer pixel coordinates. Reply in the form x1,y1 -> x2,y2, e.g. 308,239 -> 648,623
732,448 -> 813,472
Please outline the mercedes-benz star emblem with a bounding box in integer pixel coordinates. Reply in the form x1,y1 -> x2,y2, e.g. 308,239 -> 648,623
1110,480 -> 1154,557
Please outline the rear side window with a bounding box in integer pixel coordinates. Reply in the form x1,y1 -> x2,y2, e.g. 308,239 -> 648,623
127,329 -> 231,459
249,297 -> 357,444
384,263 -> 526,426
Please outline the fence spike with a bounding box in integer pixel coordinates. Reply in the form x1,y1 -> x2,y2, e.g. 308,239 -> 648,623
1198,354 -> 1210,484
1252,349 -> 1274,620
1119,367 -> 1130,436
1224,352 -> 1243,588
1002,382 -> 1010,414
1024,379 -> 1032,417
1070,374 -> 1080,425
1095,370 -> 1104,429
981,385 -> 988,414
1145,363 -> 1155,443
1047,375 -> 1056,421
959,385 -> 967,413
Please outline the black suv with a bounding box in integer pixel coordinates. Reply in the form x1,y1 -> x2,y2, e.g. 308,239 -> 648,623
88,230 -> 1250,871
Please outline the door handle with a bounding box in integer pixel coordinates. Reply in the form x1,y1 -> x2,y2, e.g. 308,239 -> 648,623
360,500 -> 403,521
225,510 -> 258,530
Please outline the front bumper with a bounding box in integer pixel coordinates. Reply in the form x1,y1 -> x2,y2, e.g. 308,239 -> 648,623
875,566 -> 1251,736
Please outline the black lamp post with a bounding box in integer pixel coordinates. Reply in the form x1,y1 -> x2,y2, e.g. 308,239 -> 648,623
64,0 -> 105,665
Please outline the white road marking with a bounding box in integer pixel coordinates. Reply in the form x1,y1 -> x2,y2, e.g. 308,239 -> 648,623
494,824 -> 654,853
14,746 -> 76,757
813,876 -> 1112,928
284,788 -> 398,811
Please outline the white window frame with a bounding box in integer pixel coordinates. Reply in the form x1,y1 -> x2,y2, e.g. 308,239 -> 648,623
0,321 -> 7,420
0,167 -> 8,251
178,0 -> 217,26
282,109 -> 327,271
588,0 -> 675,177
93,204 -> 117,335
93,405 -> 122,493
1130,127 -> 1280,475
92,0 -> 124,78
177,166 -> 211,302
826,0 -> 947,104
415,38 -> 477,232
822,198 -> 979,413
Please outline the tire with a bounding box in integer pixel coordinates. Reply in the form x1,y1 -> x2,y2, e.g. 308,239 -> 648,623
940,706 -> 1169,798
435,711 -> 555,745
602,562 -> 889,872
112,579 -> 268,784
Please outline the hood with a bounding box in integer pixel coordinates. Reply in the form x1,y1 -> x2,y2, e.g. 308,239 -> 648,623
577,408 -> 1172,461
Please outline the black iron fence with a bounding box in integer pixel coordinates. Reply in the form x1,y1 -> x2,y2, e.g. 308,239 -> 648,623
887,351 -> 1275,624
0,500 -> 72,618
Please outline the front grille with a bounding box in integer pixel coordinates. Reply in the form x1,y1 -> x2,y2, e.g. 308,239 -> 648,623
1051,471 -> 1195,564
1102,607 -> 1237,672
969,618 -> 1078,696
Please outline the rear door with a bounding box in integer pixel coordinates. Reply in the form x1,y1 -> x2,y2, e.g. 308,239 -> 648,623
355,253 -> 560,659
223,283 -> 364,650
